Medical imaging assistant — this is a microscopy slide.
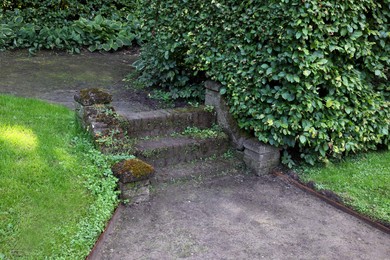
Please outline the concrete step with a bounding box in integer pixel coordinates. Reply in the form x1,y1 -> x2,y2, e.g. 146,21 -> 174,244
119,106 -> 216,138
133,134 -> 230,167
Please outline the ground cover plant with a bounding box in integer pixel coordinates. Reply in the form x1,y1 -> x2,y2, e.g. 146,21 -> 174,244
0,0 -> 140,53
135,0 -> 389,165
296,150 -> 390,225
0,94 -> 119,259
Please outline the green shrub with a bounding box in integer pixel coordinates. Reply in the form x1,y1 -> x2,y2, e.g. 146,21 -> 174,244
136,0 -> 389,164
0,0 -> 140,53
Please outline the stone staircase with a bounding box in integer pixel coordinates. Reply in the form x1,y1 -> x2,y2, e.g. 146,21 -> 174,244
120,107 -> 230,168
75,86 -> 280,203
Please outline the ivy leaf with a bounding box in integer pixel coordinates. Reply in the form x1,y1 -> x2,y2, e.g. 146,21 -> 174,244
299,135 -> 307,144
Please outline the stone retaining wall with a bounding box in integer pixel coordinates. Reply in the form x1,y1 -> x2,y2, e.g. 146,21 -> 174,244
205,80 -> 281,175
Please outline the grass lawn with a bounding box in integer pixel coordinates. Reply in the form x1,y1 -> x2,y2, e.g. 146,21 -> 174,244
0,94 -> 119,259
296,150 -> 390,224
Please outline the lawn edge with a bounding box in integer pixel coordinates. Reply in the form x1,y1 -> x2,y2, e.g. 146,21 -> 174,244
272,168 -> 390,235
86,204 -> 124,259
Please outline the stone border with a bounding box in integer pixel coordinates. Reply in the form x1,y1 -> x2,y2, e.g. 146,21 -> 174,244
205,80 -> 281,175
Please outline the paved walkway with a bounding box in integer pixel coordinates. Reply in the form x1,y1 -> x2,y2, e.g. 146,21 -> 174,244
1,50 -> 389,260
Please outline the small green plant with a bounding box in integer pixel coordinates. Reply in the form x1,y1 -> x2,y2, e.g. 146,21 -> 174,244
222,149 -> 235,159
172,125 -> 225,139
204,105 -> 215,113
95,129 -> 134,154
281,150 -> 296,168
148,89 -> 174,107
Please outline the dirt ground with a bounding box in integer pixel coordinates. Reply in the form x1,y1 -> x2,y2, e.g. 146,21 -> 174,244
1,50 -> 389,260
96,174 -> 389,260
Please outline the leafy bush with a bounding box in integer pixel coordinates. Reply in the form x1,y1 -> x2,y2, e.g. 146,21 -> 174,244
136,0 -> 389,164
0,0 -> 140,53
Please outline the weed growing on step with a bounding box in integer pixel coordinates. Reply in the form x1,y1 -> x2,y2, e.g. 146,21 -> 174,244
222,149 -> 235,159
95,129 -> 135,154
203,105 -> 215,113
172,125 -> 225,139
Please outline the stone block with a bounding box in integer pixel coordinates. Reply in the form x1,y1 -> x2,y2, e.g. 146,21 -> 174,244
243,138 -> 280,175
120,180 -> 150,205
74,88 -> 112,106
112,158 -> 155,183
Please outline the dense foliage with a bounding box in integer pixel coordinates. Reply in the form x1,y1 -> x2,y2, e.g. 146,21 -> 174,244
136,0 -> 390,164
0,0 -> 140,53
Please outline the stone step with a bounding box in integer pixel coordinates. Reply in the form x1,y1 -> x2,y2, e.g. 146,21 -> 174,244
133,135 -> 230,167
151,153 -> 248,183
118,106 -> 216,138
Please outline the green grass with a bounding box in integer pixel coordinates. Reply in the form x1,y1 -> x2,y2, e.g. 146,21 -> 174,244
0,95 -> 119,259
296,150 -> 390,224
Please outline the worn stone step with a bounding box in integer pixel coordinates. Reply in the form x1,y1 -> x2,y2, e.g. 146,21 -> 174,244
151,152 -> 249,183
133,135 -> 230,167
119,106 -> 216,138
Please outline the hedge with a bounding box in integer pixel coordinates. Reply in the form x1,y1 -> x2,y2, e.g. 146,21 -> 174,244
135,0 -> 390,164
0,0 -> 140,53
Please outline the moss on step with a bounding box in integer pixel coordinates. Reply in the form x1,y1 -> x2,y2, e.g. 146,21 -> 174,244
112,158 -> 154,183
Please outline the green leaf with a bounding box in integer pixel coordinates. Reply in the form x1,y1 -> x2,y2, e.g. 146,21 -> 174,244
299,135 -> 306,144
340,28 -> 348,36
261,63 -> 269,69
13,16 -> 23,24
317,59 -> 328,65
326,99 -> 333,108
351,31 -> 363,40
303,70 -> 311,77
94,15 -> 103,25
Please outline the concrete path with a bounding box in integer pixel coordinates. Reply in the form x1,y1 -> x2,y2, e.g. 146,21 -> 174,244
1,50 -> 389,260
